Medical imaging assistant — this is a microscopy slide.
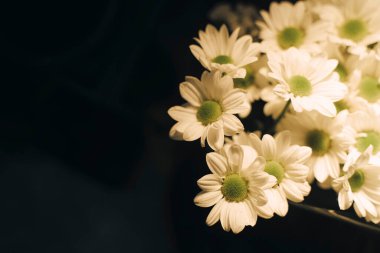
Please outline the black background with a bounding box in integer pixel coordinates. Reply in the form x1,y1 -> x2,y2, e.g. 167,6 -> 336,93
0,0 -> 379,252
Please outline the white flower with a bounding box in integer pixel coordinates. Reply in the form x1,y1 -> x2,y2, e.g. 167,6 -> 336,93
345,56 -> 380,112
348,109 -> 380,157
190,24 -> 260,78
267,47 -> 347,117
316,0 -> 380,57
332,147 -> 380,222
247,131 -> 312,216
190,25 -> 260,78
257,1 -> 328,54
194,144 -> 276,233
168,71 -> 249,150
278,111 -> 355,183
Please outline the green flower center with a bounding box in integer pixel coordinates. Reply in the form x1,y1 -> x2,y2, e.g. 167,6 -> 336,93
264,161 -> 285,184
334,100 -> 349,113
349,169 -> 365,192
335,62 -> 348,81
221,174 -> 248,202
196,100 -> 222,125
340,19 -> 368,42
356,131 -> 380,154
359,76 -> 380,103
289,75 -> 312,96
212,55 -> 233,64
277,27 -> 305,49
306,130 -> 331,156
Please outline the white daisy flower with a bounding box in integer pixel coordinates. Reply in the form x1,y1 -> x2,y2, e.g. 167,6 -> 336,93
267,47 -> 347,117
348,109 -> 380,157
278,111 -> 355,183
345,56 -> 380,112
257,1 -> 328,54
332,147 -> 380,222
194,144 -> 276,233
316,0 -> 380,57
168,71 -> 249,150
190,24 -> 260,78
247,131 -> 312,216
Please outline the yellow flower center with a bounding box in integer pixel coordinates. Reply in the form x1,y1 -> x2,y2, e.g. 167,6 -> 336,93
289,75 -> 312,97
340,19 -> 368,42
349,169 -> 365,192
264,161 -> 285,184
196,100 -> 222,125
212,55 -> 233,64
359,76 -> 380,103
306,130 -> 331,156
356,131 -> 380,154
221,174 -> 248,202
277,27 -> 305,49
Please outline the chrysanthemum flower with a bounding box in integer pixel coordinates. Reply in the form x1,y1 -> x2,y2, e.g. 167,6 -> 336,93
316,0 -> 380,57
190,24 -> 260,78
247,131 -> 312,216
345,56 -> 380,112
168,71 -> 249,150
278,111 -> 355,183
257,1 -> 328,54
267,47 -> 347,117
332,147 -> 380,222
348,109 -> 380,157
194,144 -> 276,233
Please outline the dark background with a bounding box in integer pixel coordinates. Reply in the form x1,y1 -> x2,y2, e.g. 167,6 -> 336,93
0,0 -> 379,252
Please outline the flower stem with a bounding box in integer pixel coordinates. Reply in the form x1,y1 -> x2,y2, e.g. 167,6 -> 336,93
274,100 -> 291,126
262,100 -> 291,135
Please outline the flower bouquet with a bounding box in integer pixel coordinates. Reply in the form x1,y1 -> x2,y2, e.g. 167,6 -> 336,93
168,0 -> 380,234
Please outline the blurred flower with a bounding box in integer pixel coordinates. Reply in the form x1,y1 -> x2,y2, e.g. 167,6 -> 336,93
315,0 -> 380,57
257,1 -> 328,54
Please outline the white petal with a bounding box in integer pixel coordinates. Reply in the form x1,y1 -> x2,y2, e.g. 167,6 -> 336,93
206,199 -> 224,226
197,174 -> 222,191
179,81 -> 203,107
222,114 -> 243,136
281,179 -> 305,202
207,122 -> 225,150
220,202 -> 231,232
183,122 -> 205,141
338,190 -> 353,210
194,191 -> 223,207
168,106 -> 197,122
262,134 -> 277,160
206,152 -> 228,177
226,144 -> 244,173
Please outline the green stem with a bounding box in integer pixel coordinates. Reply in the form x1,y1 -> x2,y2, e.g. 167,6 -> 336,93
273,100 -> 291,126
262,100 -> 291,135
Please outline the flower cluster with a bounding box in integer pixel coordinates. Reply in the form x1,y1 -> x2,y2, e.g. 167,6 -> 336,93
168,0 -> 380,233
